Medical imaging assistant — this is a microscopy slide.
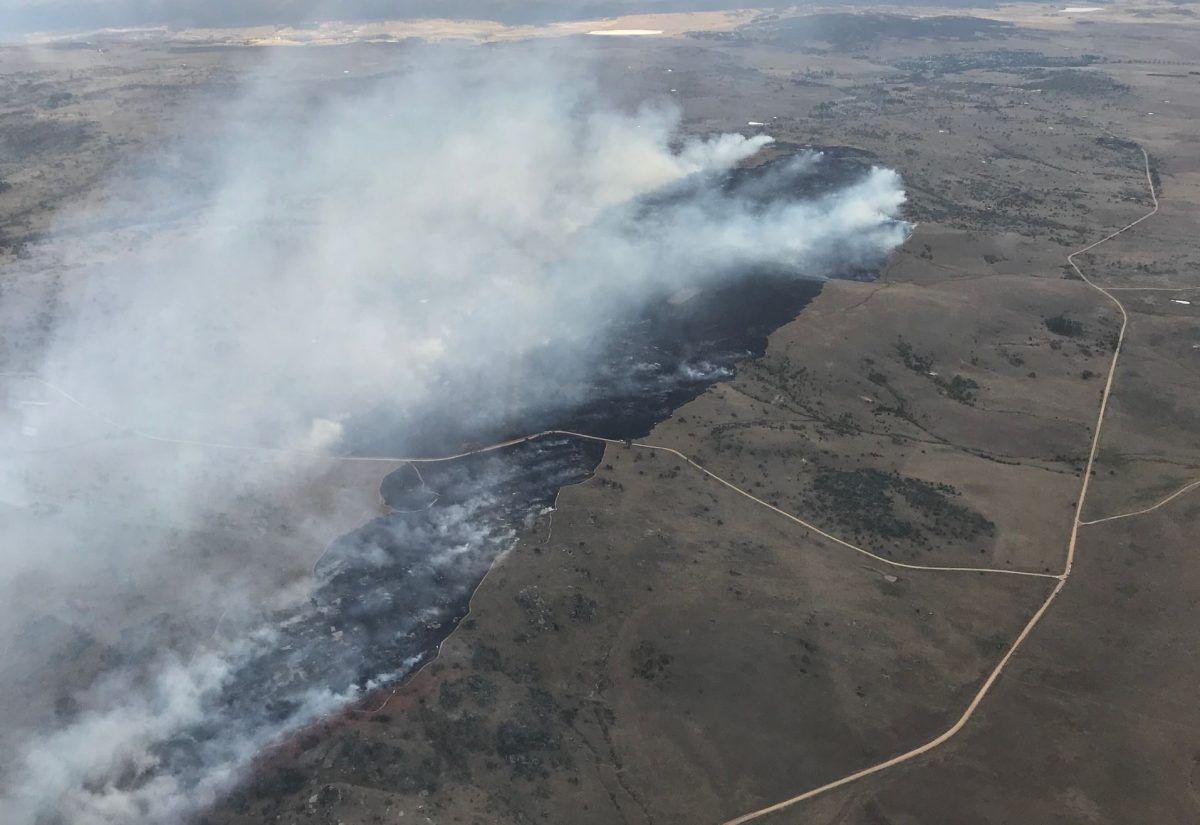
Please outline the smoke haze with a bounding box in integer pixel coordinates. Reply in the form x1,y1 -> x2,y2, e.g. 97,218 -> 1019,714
0,40 -> 908,825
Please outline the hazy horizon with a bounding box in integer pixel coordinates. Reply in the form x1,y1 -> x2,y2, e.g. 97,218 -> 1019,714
0,0 -> 1010,37
0,1 -> 766,36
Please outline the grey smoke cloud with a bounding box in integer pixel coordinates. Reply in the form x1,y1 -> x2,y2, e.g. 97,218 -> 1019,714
0,42 -> 908,825
4,635 -> 375,825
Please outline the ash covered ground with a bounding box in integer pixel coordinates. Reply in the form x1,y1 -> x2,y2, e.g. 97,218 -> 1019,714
118,152 -> 897,821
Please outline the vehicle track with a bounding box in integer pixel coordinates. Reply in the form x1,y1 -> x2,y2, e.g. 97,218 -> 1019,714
1080,477 -> 1200,526
718,145 -> 1159,825
3,375 -> 1059,581
0,147 -> 1162,823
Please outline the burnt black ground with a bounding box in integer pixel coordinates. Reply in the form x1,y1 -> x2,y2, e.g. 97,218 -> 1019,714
139,150 -> 900,801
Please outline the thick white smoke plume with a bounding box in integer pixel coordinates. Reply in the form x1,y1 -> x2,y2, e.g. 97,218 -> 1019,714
0,42 -> 908,825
